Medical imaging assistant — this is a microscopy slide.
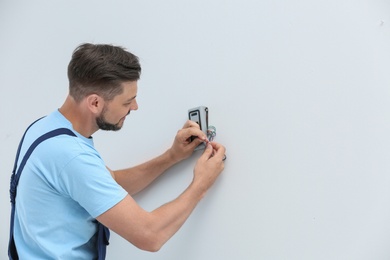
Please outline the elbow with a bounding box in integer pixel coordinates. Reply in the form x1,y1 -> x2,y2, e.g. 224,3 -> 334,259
131,231 -> 165,252
143,244 -> 162,253
138,240 -> 163,253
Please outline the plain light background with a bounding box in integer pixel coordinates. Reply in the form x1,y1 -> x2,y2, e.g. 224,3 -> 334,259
1,1 -> 390,259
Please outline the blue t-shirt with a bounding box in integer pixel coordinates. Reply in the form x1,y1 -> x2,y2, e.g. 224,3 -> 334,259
14,110 -> 128,259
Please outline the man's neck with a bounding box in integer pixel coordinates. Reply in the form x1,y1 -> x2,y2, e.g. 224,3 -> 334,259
59,95 -> 98,138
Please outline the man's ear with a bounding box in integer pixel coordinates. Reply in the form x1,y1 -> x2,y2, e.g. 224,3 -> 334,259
86,94 -> 104,114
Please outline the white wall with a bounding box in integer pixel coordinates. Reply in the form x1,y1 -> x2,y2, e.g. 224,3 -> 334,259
1,0 -> 390,259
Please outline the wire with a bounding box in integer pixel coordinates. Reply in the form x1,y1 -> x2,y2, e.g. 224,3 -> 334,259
207,125 -> 226,161
207,125 -> 217,141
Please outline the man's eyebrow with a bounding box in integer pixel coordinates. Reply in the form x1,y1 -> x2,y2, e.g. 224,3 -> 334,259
125,96 -> 137,102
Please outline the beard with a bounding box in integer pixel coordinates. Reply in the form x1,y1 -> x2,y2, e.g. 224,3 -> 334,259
96,116 -> 122,131
96,107 -> 127,131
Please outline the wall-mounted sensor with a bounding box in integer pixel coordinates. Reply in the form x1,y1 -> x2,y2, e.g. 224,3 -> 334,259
188,106 -> 208,150
187,106 -> 225,160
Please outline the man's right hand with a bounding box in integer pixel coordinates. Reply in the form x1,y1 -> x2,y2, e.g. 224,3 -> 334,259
193,142 -> 226,197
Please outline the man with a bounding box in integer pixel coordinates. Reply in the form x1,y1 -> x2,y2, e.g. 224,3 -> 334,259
10,43 -> 226,259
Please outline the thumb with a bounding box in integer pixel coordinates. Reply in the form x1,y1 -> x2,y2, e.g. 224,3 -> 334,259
200,143 -> 214,160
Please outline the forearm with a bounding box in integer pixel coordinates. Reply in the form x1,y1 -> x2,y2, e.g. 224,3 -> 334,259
137,181 -> 206,251
99,181 -> 206,252
113,120 -> 207,195
98,142 -> 225,252
113,148 -> 180,195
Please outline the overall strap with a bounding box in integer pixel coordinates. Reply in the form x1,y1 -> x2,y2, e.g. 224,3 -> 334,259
11,117 -> 44,178
11,128 -> 77,200
97,223 -> 110,259
8,124 -> 110,260
8,127 -> 76,260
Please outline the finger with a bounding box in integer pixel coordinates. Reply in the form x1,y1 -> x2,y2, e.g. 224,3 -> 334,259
179,127 -> 207,142
209,142 -> 224,151
199,143 -> 214,161
209,142 -> 226,161
182,120 -> 201,129
186,136 -> 204,150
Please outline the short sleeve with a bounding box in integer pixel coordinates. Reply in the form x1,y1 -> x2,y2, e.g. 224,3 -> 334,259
59,151 -> 128,218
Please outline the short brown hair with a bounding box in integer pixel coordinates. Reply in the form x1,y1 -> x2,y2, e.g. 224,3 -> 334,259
67,43 -> 141,102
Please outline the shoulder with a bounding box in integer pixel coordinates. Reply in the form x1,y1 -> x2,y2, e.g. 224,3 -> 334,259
22,110 -> 99,157
19,111 -> 104,175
